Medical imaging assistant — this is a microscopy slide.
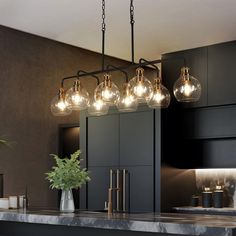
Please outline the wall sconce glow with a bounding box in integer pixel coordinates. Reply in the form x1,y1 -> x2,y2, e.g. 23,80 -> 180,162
173,67 -> 201,102
116,83 -> 138,112
148,77 -> 171,108
129,67 -> 153,103
94,74 -> 120,105
66,80 -> 90,110
51,88 -> 72,116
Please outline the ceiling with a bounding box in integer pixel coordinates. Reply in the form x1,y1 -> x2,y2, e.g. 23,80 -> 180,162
0,0 -> 236,62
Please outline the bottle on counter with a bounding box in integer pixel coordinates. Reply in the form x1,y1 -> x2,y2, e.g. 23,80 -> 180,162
213,185 -> 224,208
202,187 -> 213,208
190,195 -> 199,207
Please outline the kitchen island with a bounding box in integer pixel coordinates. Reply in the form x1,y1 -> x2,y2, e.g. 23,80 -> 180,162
0,209 -> 235,236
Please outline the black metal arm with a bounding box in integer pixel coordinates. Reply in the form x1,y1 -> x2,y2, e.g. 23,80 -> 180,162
77,70 -> 100,85
139,58 -> 160,77
106,65 -> 129,83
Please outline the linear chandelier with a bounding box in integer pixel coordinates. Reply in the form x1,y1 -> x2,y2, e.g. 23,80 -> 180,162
51,0 -> 201,116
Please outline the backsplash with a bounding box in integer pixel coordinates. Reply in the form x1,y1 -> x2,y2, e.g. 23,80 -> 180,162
195,169 -> 236,207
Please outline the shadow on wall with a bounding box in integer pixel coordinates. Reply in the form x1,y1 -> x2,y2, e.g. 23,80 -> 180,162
161,164 -> 196,212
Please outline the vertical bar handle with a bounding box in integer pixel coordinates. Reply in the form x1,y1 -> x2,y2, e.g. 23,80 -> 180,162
116,169 -> 120,211
122,169 -> 127,212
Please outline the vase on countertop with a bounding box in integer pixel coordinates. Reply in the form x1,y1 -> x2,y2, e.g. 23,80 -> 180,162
60,189 -> 75,213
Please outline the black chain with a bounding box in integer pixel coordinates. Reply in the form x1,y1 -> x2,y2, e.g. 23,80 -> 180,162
130,0 -> 135,24
130,0 -> 135,63
102,0 -> 106,32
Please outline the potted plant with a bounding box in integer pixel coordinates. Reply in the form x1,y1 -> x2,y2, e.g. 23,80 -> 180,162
46,150 -> 90,213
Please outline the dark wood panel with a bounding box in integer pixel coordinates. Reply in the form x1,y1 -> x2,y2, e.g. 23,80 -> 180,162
87,166 -> 116,211
87,115 -> 119,167
120,111 -> 154,166
182,105 -> 236,139
208,41 -> 236,106
121,166 -> 154,212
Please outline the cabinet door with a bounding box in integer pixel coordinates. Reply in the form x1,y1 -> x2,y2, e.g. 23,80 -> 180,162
122,166 -> 154,212
87,166 -> 116,210
119,111 -> 154,166
87,114 -> 119,167
208,41 -> 236,106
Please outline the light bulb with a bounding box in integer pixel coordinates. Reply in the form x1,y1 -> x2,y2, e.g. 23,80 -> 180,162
88,95 -> 109,116
51,88 -> 72,116
116,83 -> 138,112
174,67 -> 201,102
129,67 -> 153,103
181,81 -> 194,97
134,82 -> 147,97
66,80 -> 89,110
94,74 -> 120,105
148,78 -> 171,109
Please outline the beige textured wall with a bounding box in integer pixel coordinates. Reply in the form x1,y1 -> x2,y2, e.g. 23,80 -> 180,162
0,26 -> 155,208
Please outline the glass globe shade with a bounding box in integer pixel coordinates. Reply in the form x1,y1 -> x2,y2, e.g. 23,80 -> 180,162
51,88 -> 72,116
148,78 -> 171,109
116,83 -> 138,112
129,67 -> 153,103
173,67 -> 201,102
94,74 -> 120,105
88,95 -> 109,116
66,80 -> 89,111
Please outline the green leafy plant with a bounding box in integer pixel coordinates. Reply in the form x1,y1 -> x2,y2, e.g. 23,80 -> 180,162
46,150 -> 90,191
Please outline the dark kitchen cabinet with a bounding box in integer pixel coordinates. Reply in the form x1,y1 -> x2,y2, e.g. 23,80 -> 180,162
208,41 -> 236,106
161,41 -> 236,169
87,166 -> 115,210
121,166 -> 154,212
119,111 -> 154,166
87,115 -> 119,167
80,106 -> 160,212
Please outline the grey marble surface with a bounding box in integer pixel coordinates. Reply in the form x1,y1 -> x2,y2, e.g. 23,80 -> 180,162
0,209 -> 235,235
174,207 -> 236,216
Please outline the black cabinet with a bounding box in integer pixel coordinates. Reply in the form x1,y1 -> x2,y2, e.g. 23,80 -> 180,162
161,41 -> 236,169
87,166 -> 114,210
121,166 -> 154,212
208,41 -> 236,106
119,111 -> 153,166
87,115 -> 119,167
80,107 -> 160,212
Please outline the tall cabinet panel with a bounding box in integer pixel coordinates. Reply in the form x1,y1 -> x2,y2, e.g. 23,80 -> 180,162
80,106 -> 160,213
119,111 -> 153,166
208,41 -> 236,106
87,115 -> 119,167
87,114 -> 119,210
120,110 -> 154,212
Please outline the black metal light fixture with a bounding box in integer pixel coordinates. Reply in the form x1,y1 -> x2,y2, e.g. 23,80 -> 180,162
51,0 -> 201,116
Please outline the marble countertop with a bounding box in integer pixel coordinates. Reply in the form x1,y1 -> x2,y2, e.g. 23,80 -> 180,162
174,207 -> 236,216
0,209 -> 235,235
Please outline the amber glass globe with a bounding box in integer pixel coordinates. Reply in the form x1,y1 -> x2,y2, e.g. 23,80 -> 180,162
94,74 -> 120,105
173,67 -> 201,102
66,80 -> 89,111
116,83 -> 138,112
148,78 -> 171,109
88,94 -> 109,116
129,67 -> 153,103
51,88 -> 72,116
